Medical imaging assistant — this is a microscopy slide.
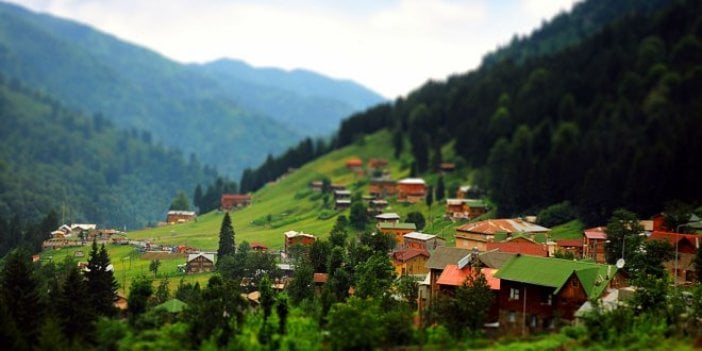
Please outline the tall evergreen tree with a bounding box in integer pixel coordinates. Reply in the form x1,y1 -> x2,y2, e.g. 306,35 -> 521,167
58,264 -> 94,342
216,212 -> 235,265
0,249 -> 45,347
85,241 -> 118,317
436,176 -> 446,201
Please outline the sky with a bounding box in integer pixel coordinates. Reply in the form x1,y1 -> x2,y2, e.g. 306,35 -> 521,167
8,0 -> 579,99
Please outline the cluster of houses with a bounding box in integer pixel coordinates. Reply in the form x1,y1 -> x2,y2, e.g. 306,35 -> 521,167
163,193 -> 253,225
43,223 -> 128,249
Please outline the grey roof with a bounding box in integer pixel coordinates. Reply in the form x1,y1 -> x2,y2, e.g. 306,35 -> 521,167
478,250 -> 517,269
425,247 -> 471,270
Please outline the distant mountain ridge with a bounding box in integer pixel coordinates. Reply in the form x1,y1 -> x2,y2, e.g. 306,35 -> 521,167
0,2 -> 383,176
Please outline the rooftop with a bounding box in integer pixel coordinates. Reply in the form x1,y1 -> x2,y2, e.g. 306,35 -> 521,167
392,248 -> 430,262
436,265 -> 500,289
379,222 -> 416,230
284,231 -> 316,239
426,247 -> 471,270
456,218 -> 549,235
398,178 -> 426,185
376,212 -> 401,220
584,227 -> 608,240
404,232 -> 438,241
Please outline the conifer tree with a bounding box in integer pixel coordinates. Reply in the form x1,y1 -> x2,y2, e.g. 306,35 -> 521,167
436,176 -> 446,201
85,241 -> 118,317
58,264 -> 94,342
0,249 -> 45,346
217,212 -> 235,266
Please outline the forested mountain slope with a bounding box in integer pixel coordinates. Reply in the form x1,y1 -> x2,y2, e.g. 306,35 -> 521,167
247,0 -> 702,224
0,2 -> 382,176
0,77 -> 218,229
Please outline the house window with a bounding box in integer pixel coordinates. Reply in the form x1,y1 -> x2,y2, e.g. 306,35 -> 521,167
509,287 -> 520,301
508,311 -> 516,322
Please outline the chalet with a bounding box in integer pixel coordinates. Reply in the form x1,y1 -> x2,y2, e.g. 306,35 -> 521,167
369,178 -> 397,198
445,199 -> 489,219
220,194 -> 252,210
284,231 -> 317,253
436,264 -> 501,323
555,239 -> 584,258
391,248 -> 430,276
438,163 -> 456,173
403,232 -> 446,251
335,199 -> 351,210
378,222 -> 416,246
648,231 -> 701,284
186,253 -> 215,273
250,242 -> 269,253
486,236 -> 549,257
333,189 -> 351,200
494,255 -> 622,335
346,158 -> 363,173
375,212 -> 401,226
397,178 -> 427,203
425,247 -> 472,300
310,181 -> 323,192
368,158 -> 389,169
455,219 -> 550,252
582,227 -> 607,263
166,211 -> 197,224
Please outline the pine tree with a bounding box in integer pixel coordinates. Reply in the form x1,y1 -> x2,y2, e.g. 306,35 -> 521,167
0,249 -> 45,346
85,241 -> 118,317
436,176 -> 446,201
58,265 -> 94,342
217,212 -> 235,265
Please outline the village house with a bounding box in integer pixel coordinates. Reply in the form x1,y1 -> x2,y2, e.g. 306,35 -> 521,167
555,239 -> 584,258
582,227 -> 607,263
438,162 -> 456,173
333,189 -> 351,200
220,194 -> 252,210
368,199 -> 389,215
425,246 -> 472,301
494,255 -> 622,335
435,264 -> 501,323
186,252 -> 215,273
391,248 -> 430,276
166,210 -> 197,224
403,232 -> 446,251
345,158 -> 363,173
445,199 -> 489,219
335,199 -> 351,210
284,231 -> 317,253
250,242 -> 269,253
378,222 -> 417,246
648,231 -> 700,284
485,236 -> 549,257
375,212 -> 401,226
456,185 -> 484,199
309,180 -> 323,192
455,219 -> 550,252
368,158 -> 389,170
397,178 -> 427,203
369,178 -> 397,198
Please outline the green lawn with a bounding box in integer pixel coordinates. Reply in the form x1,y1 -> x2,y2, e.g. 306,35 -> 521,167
549,220 -> 585,240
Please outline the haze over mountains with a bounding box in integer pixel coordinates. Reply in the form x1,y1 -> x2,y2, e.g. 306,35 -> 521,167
0,1 -> 384,176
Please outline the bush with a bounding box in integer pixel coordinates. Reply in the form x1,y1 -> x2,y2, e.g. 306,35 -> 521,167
537,201 -> 577,227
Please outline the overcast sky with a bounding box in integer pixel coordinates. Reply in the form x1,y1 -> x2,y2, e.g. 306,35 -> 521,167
8,0 -> 579,98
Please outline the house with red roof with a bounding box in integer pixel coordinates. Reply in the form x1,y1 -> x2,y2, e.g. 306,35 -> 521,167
486,236 -> 549,257
397,178 -> 427,203
346,158 -> 363,174
583,227 -> 607,263
220,194 -> 252,210
391,248 -> 430,276
455,219 -> 550,251
555,239 -> 584,258
403,232 -> 446,251
648,231 -> 700,284
436,265 -> 501,323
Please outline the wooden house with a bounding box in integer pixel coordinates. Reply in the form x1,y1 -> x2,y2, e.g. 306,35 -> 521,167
310,181 -> 323,192
648,231 -> 700,284
250,242 -> 269,253
455,219 -> 550,252
391,248 -> 430,276
369,178 -> 397,198
375,212 -> 401,225
494,255 -> 622,335
555,239 -> 584,258
166,211 -> 197,224
378,222 -> 416,246
486,236 -> 549,257
333,189 -> 351,200
346,158 -> 363,173
186,253 -> 215,273
445,199 -> 489,219
582,227 -> 607,263
436,265 -> 501,323
425,247 -> 471,301
284,231 -> 317,253
397,178 -> 427,203
403,232 -> 446,251
220,194 -> 252,210
335,199 -> 351,210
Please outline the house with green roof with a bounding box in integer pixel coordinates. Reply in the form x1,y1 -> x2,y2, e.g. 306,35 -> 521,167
493,254 -> 625,335
378,222 -> 417,246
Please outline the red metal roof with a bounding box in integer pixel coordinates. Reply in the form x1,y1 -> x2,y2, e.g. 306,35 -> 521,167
313,273 -> 329,284
649,231 -> 700,246
392,248 -> 430,262
346,158 -> 363,166
584,227 -> 607,240
436,265 -> 500,290
485,241 -> 549,257
557,239 -> 584,248
456,219 -> 549,235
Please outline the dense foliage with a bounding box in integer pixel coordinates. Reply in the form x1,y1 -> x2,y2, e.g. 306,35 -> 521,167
0,77 -> 217,229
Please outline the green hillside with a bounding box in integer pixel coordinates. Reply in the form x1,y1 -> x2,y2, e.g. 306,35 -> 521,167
129,130 -> 476,251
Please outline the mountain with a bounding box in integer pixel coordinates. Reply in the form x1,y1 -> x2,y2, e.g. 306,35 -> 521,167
194,59 -> 385,136
0,2 -> 383,176
0,77 -> 219,229
245,0 -> 701,224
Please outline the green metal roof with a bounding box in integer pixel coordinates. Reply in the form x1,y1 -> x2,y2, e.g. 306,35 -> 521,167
379,222 -> 417,230
155,298 -> 188,313
494,255 -> 616,299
